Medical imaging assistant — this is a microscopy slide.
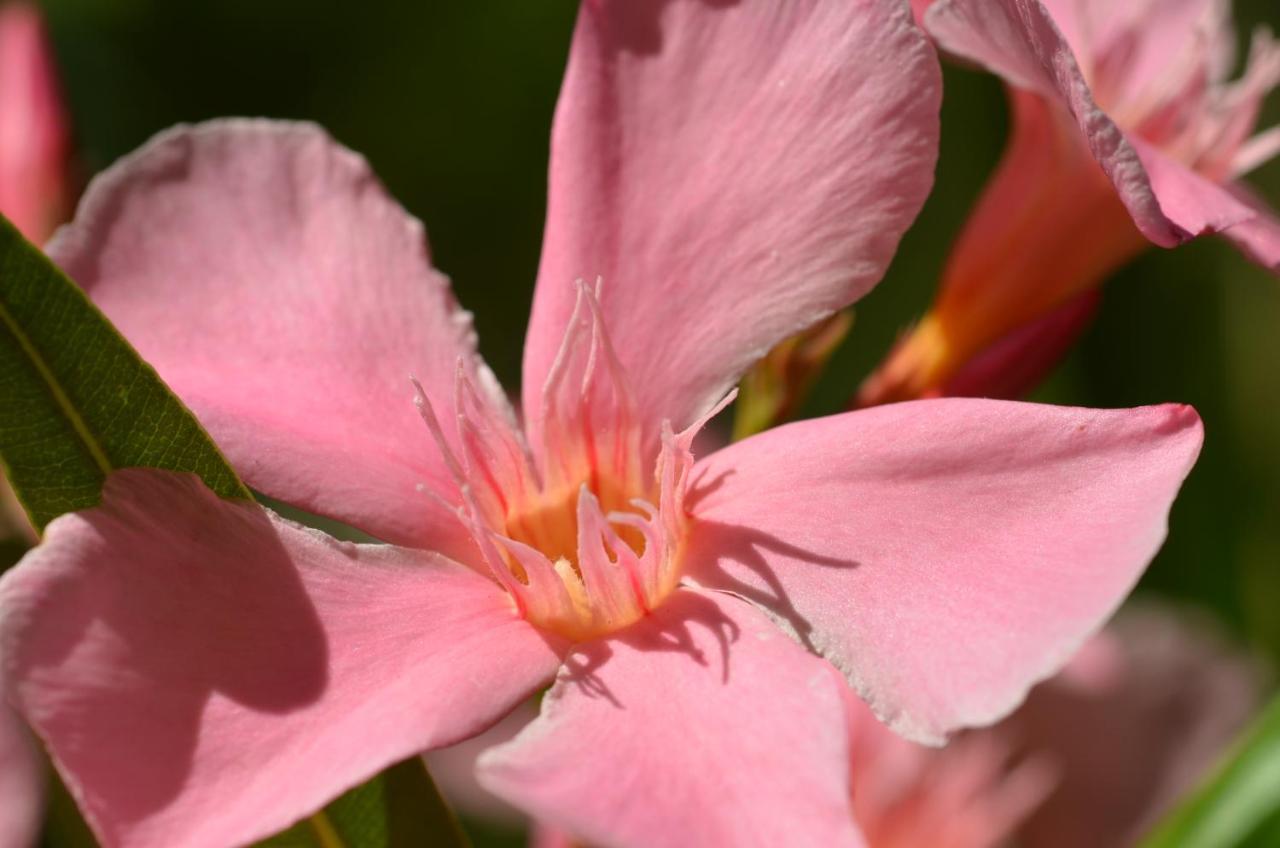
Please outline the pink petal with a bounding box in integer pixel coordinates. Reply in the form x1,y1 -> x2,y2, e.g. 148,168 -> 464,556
0,704 -> 42,848
47,121 -> 503,557
910,0 -> 935,26
685,400 -> 1202,743
1046,0 -> 1231,107
478,588 -> 865,848
925,0 -> 1252,247
1128,137 -> 1255,242
425,700 -> 538,827
0,1 -> 71,243
530,823 -> 578,848
1009,604 -> 1263,848
523,0 -> 940,444
846,694 -> 1054,848
941,290 -> 1100,400
0,470 -> 565,848
1221,182 -> 1280,271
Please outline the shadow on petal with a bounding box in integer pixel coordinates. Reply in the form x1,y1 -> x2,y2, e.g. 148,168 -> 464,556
682,514 -> 860,653
3,469 -> 328,826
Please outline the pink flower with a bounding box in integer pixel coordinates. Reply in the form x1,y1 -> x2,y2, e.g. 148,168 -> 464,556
0,702 -> 41,848
847,603 -> 1263,848
859,0 -> 1280,405
0,2 -> 1203,847
0,1 -> 70,244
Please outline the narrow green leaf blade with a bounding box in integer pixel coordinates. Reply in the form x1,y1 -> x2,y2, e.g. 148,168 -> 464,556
258,758 -> 471,848
1140,694 -> 1280,848
0,213 -> 250,530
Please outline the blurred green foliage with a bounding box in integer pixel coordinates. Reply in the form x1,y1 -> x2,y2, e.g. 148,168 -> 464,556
28,0 -> 1280,841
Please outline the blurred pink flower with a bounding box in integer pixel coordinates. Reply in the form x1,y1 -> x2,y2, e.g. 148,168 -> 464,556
0,2 -> 1204,847
0,1 -> 70,243
860,0 -> 1280,405
850,603 -> 1263,848
0,701 -> 41,848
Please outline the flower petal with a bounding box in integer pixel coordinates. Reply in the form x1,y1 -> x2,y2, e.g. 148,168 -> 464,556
478,588 -> 865,848
0,469 -> 565,848
1010,604 -> 1263,848
685,400 -> 1202,744
523,0 -> 940,441
925,0 -> 1252,247
941,290 -> 1101,400
1221,183 -> 1280,271
1128,137 -> 1256,242
0,1 -> 71,243
47,120 -> 504,556
0,703 -> 42,848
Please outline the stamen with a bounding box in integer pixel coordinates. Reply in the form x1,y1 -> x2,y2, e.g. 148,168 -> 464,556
411,376 -> 466,486
407,282 -> 733,641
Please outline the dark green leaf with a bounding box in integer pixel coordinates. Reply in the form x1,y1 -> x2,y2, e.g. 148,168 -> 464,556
0,213 -> 250,531
258,758 -> 470,848
1140,694 -> 1280,848
40,771 -> 99,848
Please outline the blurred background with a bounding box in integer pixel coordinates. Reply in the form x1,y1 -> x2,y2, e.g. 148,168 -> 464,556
24,0 -> 1280,842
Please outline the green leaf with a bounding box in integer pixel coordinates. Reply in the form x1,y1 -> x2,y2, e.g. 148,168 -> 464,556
0,215 -> 467,847
0,212 -> 250,531
257,758 -> 470,848
733,309 -> 854,441
1140,694 -> 1280,848
40,771 -> 100,848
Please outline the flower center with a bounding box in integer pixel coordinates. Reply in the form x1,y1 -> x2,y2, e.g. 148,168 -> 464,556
503,470 -> 645,571
414,282 -> 727,642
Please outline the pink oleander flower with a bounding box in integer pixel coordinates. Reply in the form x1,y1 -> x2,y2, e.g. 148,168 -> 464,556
860,0 -> 1280,405
847,603 -> 1263,848
0,0 -> 70,243
0,3 -> 1204,847
0,699 -> 41,848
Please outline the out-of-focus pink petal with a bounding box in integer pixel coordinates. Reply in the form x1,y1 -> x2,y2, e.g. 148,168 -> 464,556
1128,137 -> 1255,240
426,700 -> 538,827
1044,0 -> 1231,109
523,0 -> 940,447
478,588 -> 865,848
856,88 -> 1144,407
47,121 -> 503,558
925,0 -> 1252,248
910,0 -> 936,26
942,290 -> 1100,400
1221,183 -> 1280,271
685,400 -> 1202,744
0,2 -> 70,243
1233,125 -> 1280,178
847,695 -> 1054,848
1010,604 -> 1264,848
530,823 -> 579,848
0,470 -> 565,848
0,703 -> 42,848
